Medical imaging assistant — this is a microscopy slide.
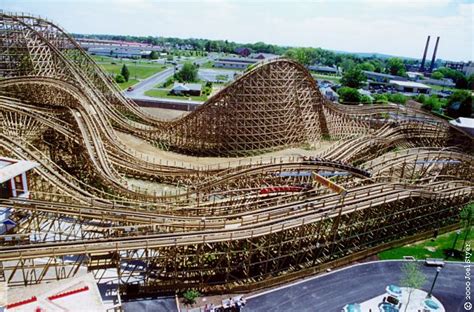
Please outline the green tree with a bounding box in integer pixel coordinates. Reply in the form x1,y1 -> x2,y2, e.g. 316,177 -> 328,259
431,71 -> 444,80
340,58 -> 356,72
121,64 -> 130,82
115,74 -> 125,83
455,75 -> 468,89
467,74 -> 474,90
436,67 -> 468,89
370,60 -> 384,73
400,261 -> 426,312
284,47 -> 314,66
446,90 -> 473,118
460,204 -> 473,252
387,58 -> 406,76
341,66 -> 367,88
337,87 -> 361,104
175,62 -> 198,82
150,51 -> 159,59
359,62 -> 375,72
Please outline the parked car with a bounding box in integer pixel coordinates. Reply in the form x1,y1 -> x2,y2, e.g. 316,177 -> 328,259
127,87 -> 134,92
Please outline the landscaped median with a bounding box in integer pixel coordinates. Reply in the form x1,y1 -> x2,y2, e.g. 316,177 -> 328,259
379,227 -> 473,261
144,88 -> 208,102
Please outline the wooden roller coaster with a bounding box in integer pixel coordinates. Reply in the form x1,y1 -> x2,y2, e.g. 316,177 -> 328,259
0,12 -> 472,296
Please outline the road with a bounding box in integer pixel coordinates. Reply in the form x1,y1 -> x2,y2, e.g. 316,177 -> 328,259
198,68 -> 238,83
125,57 -> 210,104
246,261 -> 468,312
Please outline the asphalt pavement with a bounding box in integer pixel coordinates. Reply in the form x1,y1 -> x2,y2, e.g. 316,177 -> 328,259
246,261 -> 468,312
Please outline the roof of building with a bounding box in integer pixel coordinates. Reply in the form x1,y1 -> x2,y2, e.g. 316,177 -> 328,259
249,53 -> 279,59
363,71 -> 398,79
235,47 -> 250,52
309,65 -> 338,72
216,57 -> 258,64
389,80 -> 431,89
0,157 -> 39,184
449,117 -> 474,129
172,82 -> 202,92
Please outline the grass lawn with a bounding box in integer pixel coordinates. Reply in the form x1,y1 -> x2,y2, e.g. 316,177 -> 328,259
99,63 -> 167,80
425,83 -> 471,93
90,56 -> 168,89
144,89 -> 208,102
378,228 -> 473,261
312,73 -> 341,83
117,79 -> 139,90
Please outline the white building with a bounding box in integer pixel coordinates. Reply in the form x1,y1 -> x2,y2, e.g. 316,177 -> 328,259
389,80 -> 431,94
449,117 -> 474,137
0,157 -> 39,233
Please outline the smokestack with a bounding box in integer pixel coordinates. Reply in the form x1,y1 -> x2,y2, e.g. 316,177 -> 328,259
419,35 -> 430,72
429,36 -> 440,72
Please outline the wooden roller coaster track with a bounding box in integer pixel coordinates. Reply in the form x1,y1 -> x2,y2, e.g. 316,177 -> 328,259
0,12 -> 472,295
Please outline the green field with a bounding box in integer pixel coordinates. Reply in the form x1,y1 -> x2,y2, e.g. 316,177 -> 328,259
90,55 -> 168,89
378,228 -> 473,260
312,73 -> 341,83
426,83 -> 471,93
144,89 -> 208,102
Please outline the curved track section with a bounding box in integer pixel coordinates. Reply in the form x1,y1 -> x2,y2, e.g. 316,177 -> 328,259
0,12 -> 473,296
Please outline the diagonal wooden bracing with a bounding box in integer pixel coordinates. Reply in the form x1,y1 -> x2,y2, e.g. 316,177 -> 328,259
0,12 -> 472,296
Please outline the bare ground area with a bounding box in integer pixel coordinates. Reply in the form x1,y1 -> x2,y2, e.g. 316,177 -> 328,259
140,107 -> 190,120
117,131 -> 335,170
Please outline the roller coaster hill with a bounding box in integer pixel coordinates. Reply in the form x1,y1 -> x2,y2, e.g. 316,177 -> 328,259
0,12 -> 472,297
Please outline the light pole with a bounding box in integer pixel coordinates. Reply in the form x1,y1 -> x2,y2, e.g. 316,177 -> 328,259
427,266 -> 442,298
450,230 -> 461,257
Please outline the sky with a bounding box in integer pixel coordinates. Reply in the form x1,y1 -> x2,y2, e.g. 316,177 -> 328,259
1,0 -> 473,61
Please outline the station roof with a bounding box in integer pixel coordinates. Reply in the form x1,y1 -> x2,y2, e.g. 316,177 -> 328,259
389,80 -> 431,89
450,117 -> 474,129
0,157 -> 39,184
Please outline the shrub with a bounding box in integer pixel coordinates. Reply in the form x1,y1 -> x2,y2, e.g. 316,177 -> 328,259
337,87 -> 361,104
163,77 -> 174,88
373,94 -> 389,104
387,93 -> 407,104
115,74 -> 125,83
431,71 -> 444,80
361,95 -> 373,104
183,289 -> 200,305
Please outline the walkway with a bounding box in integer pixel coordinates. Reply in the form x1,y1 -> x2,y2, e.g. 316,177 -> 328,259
246,260 -> 468,312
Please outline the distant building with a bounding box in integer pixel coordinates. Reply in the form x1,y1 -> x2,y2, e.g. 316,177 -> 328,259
214,57 -> 258,70
170,82 -> 202,96
445,61 -> 474,76
449,117 -> 474,137
309,65 -> 339,75
88,47 -> 151,58
363,71 -> 407,83
389,80 -> 431,94
423,78 -> 456,88
78,38 -> 162,58
406,72 -> 425,81
234,47 -> 251,57
249,53 -> 279,60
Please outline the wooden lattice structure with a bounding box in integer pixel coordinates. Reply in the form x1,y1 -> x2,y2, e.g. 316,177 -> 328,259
0,12 -> 472,296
